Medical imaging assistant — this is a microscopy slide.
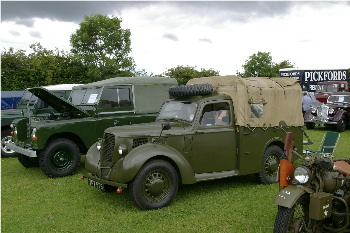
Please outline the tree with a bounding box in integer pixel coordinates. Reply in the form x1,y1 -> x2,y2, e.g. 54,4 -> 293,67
237,51 -> 294,77
70,14 -> 136,81
164,65 -> 219,85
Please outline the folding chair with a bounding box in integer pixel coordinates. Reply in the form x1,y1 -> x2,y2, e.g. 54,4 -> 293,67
304,131 -> 340,157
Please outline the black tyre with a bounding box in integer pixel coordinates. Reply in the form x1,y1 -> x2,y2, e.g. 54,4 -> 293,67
258,145 -> 283,184
305,122 -> 315,130
336,115 -> 347,132
169,84 -> 213,98
18,154 -> 39,168
39,138 -> 81,178
1,129 -> 19,158
129,160 -> 178,210
274,195 -> 310,233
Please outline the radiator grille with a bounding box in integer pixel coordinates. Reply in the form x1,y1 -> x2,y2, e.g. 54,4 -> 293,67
100,133 -> 115,167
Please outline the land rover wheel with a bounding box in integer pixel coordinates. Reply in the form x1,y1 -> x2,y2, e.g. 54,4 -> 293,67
169,84 -> 213,97
18,154 -> 39,168
1,129 -> 19,158
305,122 -> 315,130
336,115 -> 347,132
129,160 -> 178,210
39,139 -> 81,178
259,145 -> 283,184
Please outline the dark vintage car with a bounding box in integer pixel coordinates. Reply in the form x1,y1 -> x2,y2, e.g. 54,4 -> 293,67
304,92 -> 350,132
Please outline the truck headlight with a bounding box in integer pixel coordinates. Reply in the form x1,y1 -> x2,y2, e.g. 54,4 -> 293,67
32,128 -> 37,140
311,107 -> 316,114
294,166 -> 310,184
96,141 -> 101,151
328,108 -> 335,115
118,144 -> 128,155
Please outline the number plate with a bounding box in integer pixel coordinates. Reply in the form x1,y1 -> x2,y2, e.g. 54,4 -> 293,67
88,179 -> 105,191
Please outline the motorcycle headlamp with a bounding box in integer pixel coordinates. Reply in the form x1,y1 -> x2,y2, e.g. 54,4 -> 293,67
294,166 -> 310,184
118,144 -> 128,155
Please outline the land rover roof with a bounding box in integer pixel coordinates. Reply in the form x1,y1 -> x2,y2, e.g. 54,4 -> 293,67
73,76 -> 177,89
41,84 -> 82,91
187,75 -> 303,127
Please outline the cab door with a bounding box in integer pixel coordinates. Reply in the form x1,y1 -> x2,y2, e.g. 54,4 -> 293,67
190,101 -> 237,173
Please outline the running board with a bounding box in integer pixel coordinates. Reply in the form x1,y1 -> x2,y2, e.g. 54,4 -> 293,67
195,170 -> 239,182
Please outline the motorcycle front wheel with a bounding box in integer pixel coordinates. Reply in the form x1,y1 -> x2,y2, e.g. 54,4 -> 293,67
274,194 -> 310,233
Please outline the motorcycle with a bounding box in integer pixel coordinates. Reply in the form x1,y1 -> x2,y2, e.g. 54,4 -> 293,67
273,132 -> 350,233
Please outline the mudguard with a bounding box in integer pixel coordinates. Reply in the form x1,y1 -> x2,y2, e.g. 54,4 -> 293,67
109,143 -> 196,185
274,185 -> 311,208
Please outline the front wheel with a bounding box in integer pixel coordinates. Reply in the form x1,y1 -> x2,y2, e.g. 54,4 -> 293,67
305,122 -> 315,130
129,160 -> 178,210
18,154 -> 39,168
274,195 -> 310,233
39,139 -> 81,178
258,145 -> 283,184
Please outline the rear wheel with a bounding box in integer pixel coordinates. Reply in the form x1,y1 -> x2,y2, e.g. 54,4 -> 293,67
259,145 -> 283,184
39,139 -> 81,178
336,115 -> 347,132
129,160 -> 178,210
274,195 -> 310,233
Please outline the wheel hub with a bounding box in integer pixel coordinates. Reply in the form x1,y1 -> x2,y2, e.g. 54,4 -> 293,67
53,151 -> 69,167
146,174 -> 165,196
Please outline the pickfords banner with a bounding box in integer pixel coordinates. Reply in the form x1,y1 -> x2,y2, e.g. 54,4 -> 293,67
279,69 -> 349,91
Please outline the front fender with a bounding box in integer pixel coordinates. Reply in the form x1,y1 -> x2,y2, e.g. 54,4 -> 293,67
274,185 -> 311,208
110,143 -> 196,185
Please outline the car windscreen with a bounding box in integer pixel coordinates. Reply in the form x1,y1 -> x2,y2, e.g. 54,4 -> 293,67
328,95 -> 350,104
157,101 -> 198,123
69,88 -> 102,105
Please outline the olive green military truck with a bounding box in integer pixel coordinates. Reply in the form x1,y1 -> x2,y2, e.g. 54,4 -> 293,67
6,77 -> 177,178
84,75 -> 305,210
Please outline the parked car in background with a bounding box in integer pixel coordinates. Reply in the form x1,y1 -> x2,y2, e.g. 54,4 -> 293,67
6,77 -> 177,178
314,81 -> 349,103
1,84 -> 80,157
304,92 -> 350,132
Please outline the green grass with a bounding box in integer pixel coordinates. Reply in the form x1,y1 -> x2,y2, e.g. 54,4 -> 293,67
2,128 -> 349,232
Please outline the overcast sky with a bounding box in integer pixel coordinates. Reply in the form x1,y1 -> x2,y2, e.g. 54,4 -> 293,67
1,1 -> 350,75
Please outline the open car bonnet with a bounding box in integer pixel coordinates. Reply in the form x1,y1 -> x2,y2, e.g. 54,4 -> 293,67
29,87 -> 90,117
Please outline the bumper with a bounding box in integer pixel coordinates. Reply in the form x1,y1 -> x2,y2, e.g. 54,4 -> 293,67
305,120 -> 337,125
6,142 -> 37,157
84,172 -> 128,188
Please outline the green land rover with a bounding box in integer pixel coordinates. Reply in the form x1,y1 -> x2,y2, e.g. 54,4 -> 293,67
1,84 -> 80,157
84,75 -> 305,210
7,77 -> 177,178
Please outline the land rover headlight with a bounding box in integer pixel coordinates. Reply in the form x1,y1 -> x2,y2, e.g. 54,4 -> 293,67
328,108 -> 335,115
118,144 -> 128,155
294,166 -> 310,184
32,128 -> 37,140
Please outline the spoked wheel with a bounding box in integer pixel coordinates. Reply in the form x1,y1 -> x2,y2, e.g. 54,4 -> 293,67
274,195 -> 310,233
129,160 -> 178,210
259,145 -> 283,184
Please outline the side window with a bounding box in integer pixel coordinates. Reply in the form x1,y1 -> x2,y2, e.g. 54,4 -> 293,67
200,102 -> 230,126
99,87 -> 132,109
